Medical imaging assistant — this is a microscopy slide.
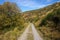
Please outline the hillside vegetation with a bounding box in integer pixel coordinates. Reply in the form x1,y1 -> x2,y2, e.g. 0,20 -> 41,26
0,2 -> 28,40
0,2 -> 60,40
23,2 -> 60,40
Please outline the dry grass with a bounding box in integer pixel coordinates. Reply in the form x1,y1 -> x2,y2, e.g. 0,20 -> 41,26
0,27 -> 20,40
0,23 -> 29,40
38,26 -> 60,40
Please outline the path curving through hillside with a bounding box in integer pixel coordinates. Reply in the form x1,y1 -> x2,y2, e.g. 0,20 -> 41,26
18,23 -> 43,40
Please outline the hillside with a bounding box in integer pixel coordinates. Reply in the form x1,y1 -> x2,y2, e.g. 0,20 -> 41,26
0,2 -> 28,40
0,2 -> 60,40
23,2 -> 60,23
23,2 -> 60,40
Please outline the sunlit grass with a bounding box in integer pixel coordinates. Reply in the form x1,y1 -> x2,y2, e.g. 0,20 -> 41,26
0,23 -> 29,40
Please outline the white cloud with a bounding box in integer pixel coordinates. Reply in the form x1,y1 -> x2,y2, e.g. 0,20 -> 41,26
15,0 -> 45,8
57,0 -> 60,2
5,0 -> 46,9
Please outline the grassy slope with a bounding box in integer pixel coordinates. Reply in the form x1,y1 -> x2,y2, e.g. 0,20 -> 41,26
0,2 -> 28,40
23,2 -> 60,40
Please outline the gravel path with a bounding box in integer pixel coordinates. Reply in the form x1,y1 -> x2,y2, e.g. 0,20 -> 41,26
18,23 -> 43,40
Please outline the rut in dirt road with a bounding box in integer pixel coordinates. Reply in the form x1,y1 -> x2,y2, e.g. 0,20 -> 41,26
31,23 -> 43,40
18,23 -> 43,40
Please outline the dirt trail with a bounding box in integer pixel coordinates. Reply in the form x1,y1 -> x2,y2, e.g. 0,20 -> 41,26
18,23 -> 43,40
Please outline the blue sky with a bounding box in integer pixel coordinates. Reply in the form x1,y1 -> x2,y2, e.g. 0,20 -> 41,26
0,0 -> 60,12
